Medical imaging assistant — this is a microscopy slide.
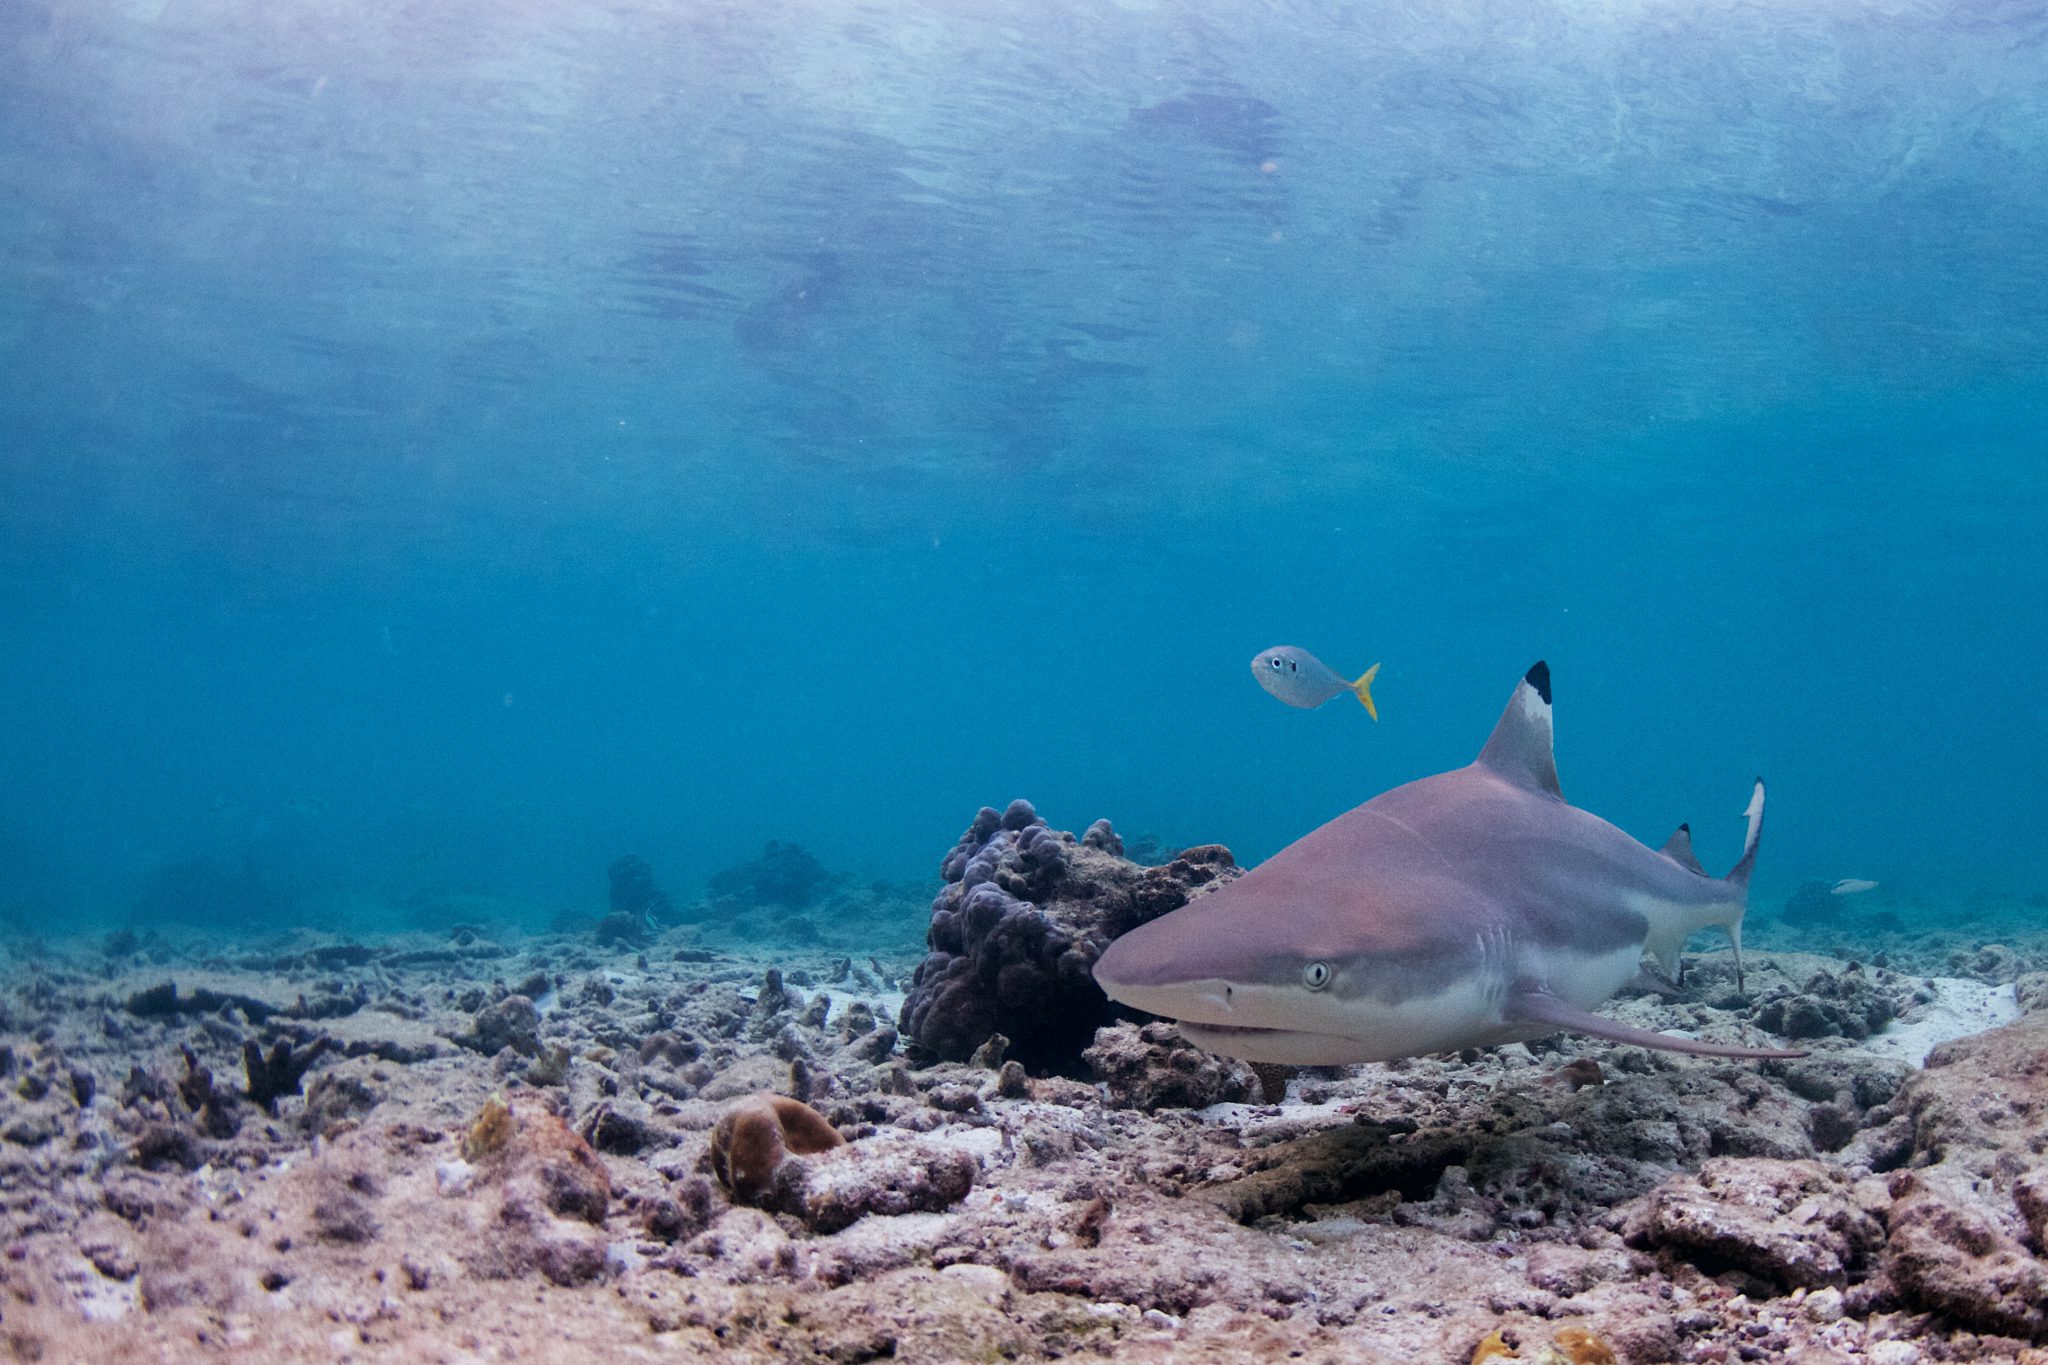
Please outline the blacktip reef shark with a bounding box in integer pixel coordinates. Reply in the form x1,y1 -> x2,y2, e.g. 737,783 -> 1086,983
1094,662 -> 1806,1065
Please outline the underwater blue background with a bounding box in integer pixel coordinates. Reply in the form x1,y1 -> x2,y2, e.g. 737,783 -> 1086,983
2,0 -> 2044,929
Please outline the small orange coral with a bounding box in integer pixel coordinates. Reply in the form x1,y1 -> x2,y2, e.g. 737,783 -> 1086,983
1471,1325 -> 1616,1365
1471,1329 -> 1519,1363
463,1094 -> 514,1162
1547,1326 -> 1617,1365
709,1092 -> 845,1204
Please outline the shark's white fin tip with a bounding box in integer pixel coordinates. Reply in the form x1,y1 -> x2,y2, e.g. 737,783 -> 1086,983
1727,778 -> 1766,888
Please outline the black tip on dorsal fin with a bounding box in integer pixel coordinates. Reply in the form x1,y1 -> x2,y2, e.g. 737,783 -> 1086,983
1477,661 -> 1562,798
1660,822 -> 1706,874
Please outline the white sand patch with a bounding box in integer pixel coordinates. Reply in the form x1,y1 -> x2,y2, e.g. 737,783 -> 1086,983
827,989 -> 906,1029
55,1256 -> 140,1323
1854,976 -> 2022,1066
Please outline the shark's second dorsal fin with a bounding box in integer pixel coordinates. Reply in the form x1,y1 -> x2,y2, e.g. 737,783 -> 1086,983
1660,823 -> 1706,874
1476,661 -> 1561,798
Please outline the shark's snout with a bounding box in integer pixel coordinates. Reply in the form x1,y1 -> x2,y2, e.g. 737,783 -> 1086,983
1090,919 -> 1183,993
1092,923 -> 1228,1022
1092,903 -> 1325,1032
1092,910 -> 1275,1007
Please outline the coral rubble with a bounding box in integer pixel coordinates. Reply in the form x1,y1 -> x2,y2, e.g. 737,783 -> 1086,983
0,828 -> 2045,1363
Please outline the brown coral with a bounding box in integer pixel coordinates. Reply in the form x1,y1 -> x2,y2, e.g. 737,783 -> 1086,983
462,1094 -> 514,1162
709,1092 -> 845,1204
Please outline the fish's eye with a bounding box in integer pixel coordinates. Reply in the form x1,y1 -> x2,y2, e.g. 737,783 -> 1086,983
1268,657 -> 1283,669
1301,961 -> 1332,991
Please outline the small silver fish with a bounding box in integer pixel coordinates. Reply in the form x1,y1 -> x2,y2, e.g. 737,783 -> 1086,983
1830,878 -> 1879,895
1251,646 -> 1381,719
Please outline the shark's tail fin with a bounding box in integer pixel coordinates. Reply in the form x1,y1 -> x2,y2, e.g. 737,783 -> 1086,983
1717,779 -> 1765,991
1351,663 -> 1381,721
1645,779 -> 1764,992
1726,779 -> 1765,890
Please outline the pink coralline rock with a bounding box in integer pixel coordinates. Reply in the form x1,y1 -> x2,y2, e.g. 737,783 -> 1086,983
459,1091 -> 614,1286
1883,1172 -> 2048,1341
772,1133 -> 978,1234
1619,1156 -> 1884,1290
1083,1020 -> 1259,1112
1876,1009 -> 2048,1340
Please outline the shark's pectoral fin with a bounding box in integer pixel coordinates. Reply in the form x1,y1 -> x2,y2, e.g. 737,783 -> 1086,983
1506,988 -> 1807,1060
1624,959 -> 1686,999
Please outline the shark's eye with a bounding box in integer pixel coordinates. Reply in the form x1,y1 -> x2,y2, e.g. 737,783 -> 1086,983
1301,961 -> 1332,991
1268,657 -> 1283,669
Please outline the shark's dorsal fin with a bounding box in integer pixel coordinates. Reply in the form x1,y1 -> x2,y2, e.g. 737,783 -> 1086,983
1476,661 -> 1561,798
1660,823 -> 1706,874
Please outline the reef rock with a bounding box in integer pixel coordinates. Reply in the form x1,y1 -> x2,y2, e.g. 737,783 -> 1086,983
900,800 -> 1239,1072
767,1132 -> 978,1234
606,853 -> 673,924
458,1091 -> 614,1286
1874,1008 -> 2048,1340
457,993 -> 543,1057
1779,879 -> 1839,928
1619,1157 -> 1884,1291
1749,961 -> 1906,1041
709,839 -> 833,910
1883,1172 -> 2048,1340
1083,1020 -> 1259,1111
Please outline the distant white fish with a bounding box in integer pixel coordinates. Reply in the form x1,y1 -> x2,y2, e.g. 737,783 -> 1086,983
1251,646 -> 1381,720
1830,878 -> 1880,895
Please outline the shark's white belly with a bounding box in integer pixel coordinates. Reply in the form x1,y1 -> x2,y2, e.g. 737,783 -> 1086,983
1520,937 -> 1644,1010
1172,923 -> 1647,1066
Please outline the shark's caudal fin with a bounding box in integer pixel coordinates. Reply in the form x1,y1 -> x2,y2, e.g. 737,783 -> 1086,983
1509,987 -> 1807,1060
1476,661 -> 1561,798
1351,663 -> 1381,721
1718,780 -> 1765,991
1727,780 -> 1765,889
1645,781 -> 1765,988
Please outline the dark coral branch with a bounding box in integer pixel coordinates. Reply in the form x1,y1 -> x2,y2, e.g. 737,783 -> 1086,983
243,1035 -> 334,1112
175,1043 -> 241,1139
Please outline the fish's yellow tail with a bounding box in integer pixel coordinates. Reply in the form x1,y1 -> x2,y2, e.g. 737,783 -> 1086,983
1352,662 -> 1381,720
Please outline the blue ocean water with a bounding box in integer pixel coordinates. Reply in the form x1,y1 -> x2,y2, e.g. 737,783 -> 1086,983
1,0 -> 2043,937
